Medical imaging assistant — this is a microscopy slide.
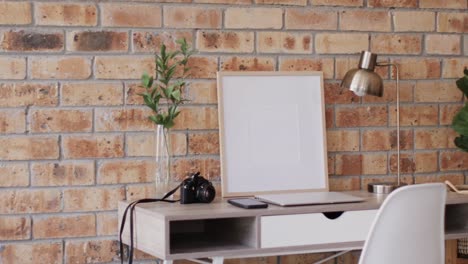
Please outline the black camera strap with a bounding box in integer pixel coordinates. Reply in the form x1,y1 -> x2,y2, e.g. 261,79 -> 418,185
119,183 -> 181,264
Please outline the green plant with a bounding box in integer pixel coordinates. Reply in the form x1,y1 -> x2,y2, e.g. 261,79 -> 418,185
140,38 -> 194,129
452,68 -> 468,152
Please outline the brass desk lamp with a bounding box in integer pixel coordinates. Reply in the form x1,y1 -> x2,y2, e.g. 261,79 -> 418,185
340,51 -> 405,194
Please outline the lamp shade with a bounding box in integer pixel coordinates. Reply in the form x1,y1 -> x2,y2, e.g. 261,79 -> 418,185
340,51 -> 384,97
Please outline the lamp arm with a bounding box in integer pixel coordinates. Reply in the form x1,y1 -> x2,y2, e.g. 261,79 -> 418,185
376,63 -> 401,185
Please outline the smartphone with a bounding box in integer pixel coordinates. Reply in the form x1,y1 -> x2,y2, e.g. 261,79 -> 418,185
228,198 -> 268,209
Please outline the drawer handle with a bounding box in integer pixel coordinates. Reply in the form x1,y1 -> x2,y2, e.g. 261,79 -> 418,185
322,211 -> 344,220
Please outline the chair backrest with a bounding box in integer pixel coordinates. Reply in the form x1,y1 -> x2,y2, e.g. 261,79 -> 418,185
358,183 -> 446,264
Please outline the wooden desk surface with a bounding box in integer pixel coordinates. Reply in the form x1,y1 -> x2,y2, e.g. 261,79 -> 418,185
119,190 -> 468,221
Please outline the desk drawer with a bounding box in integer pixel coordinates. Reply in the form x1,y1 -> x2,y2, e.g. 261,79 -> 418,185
260,210 -> 378,248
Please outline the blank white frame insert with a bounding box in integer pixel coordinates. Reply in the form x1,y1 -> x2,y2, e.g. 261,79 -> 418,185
217,71 -> 329,197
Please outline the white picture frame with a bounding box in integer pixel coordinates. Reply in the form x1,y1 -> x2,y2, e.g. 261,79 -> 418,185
217,71 -> 329,197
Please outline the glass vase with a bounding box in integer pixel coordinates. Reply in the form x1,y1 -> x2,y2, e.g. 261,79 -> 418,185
155,124 -> 172,198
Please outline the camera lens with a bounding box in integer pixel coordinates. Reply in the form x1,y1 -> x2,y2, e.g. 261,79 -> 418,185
196,183 -> 216,203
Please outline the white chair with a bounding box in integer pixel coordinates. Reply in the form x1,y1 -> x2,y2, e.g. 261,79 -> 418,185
358,183 -> 447,264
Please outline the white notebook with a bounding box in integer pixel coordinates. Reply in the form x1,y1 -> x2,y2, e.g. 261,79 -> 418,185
255,192 -> 364,207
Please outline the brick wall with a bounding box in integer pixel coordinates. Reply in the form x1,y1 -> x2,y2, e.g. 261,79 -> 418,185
0,0 -> 467,263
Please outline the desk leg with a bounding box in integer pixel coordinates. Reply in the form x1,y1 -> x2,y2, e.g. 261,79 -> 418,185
212,257 -> 224,264
163,261 -> 173,264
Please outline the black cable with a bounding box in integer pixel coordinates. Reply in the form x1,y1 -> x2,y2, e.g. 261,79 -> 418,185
120,183 -> 181,264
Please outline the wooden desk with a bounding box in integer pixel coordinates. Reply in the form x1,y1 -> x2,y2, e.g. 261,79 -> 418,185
118,191 -> 468,264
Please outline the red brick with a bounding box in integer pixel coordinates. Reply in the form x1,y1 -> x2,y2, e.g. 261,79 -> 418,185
67,31 -> 128,52
426,34 -> 461,55
185,56 -> 218,79
171,158 -> 220,181
256,0 -> 306,4
257,32 -> 312,54
30,57 -> 91,79
312,0 -> 363,6
0,189 -> 61,214
95,108 -> 154,132
63,134 -> 124,159
415,174 -> 464,184
442,58 -> 468,78
328,155 -> 335,174
194,0 -> 251,3
63,187 -> 125,212
164,6 -> 221,28
279,58 -> 334,79
173,107 -> 218,130
362,82 -> 414,103
389,153 -> 415,174
315,33 -> 368,54
389,105 -> 438,126
65,240 -> 119,263
95,56 -> 154,80
35,3 -> 97,26
96,213 -> 118,236
335,154 -> 362,175
324,82 -> 360,104
126,132 -> 187,157
393,11 -> 435,32
0,163 -> 29,187
415,128 -> 458,149
98,160 -> 154,184
186,81 -> 217,104
225,8 -> 282,29
336,106 -> 388,127
0,216 -> 31,240
0,109 -> 26,134
441,151 -> 468,171
126,184 -> 156,201
1,30 -> 64,52
97,212 -> 118,236
0,83 -> 58,107
420,0 -> 467,9
0,2 -> 31,25
102,3 -> 161,27
0,136 -> 59,160
133,31 -> 193,53
391,58 -> 441,80
370,34 -> 421,55
188,132 -> 220,155
30,109 -> 92,133
440,105 -> 463,125
326,108 -> 334,129
329,177 -> 361,191
0,243 -> 63,264
61,82 -> 123,106
197,31 -> 254,53
0,57 -> 26,79
326,130 -> 360,152
415,152 -> 438,173
437,12 -> 468,33
336,84 -> 361,107
31,161 -> 94,186
285,9 -> 338,30
340,10 -> 391,32
362,154 -> 388,175
415,81 -> 463,103
368,0 -> 417,7
221,56 -> 276,71
362,129 -> 413,151
33,214 -> 95,239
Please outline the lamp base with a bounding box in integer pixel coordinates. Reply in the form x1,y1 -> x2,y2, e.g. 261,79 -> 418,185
368,182 -> 407,194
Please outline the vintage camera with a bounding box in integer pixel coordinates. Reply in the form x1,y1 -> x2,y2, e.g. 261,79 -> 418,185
180,172 -> 216,204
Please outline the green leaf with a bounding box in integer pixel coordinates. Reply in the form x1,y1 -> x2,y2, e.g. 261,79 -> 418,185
141,73 -> 153,88
454,135 -> 468,152
464,68 -> 468,76
453,103 -> 468,135
171,89 -> 181,102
